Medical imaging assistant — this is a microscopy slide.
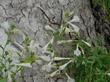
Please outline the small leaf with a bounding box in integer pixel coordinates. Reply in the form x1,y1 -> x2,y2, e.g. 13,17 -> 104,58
64,11 -> 74,20
82,40 -> 91,47
22,54 -> 37,63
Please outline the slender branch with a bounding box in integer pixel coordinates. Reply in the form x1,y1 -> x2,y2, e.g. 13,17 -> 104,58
37,6 -> 61,26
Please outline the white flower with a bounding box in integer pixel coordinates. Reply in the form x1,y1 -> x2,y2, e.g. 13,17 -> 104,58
39,55 -> 51,62
57,40 -> 73,44
53,57 -> 70,61
67,15 -> 80,33
0,28 -> 8,47
74,44 -> 81,56
70,15 -> 80,23
1,21 -> 10,31
107,73 -> 110,76
65,27 -> 73,34
59,60 -> 72,70
68,22 -> 80,33
45,25 -> 55,32
49,70 -> 59,77
15,63 -> 32,68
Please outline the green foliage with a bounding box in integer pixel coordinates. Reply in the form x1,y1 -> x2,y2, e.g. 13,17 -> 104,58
21,53 -> 38,63
0,10 -> 110,82
0,79 -> 6,82
72,46 -> 110,82
0,22 -> 38,81
43,11 -> 110,82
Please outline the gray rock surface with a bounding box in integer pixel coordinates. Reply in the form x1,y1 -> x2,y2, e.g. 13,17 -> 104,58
0,0 -> 95,82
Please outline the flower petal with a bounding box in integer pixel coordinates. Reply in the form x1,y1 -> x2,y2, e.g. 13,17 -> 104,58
68,22 -> 80,33
57,40 -> 73,44
59,60 -> 72,70
54,57 -> 71,61
15,63 -> 32,68
70,15 -> 80,23
74,45 -> 81,56
45,25 -> 55,32
49,70 -> 59,77
39,55 -> 51,62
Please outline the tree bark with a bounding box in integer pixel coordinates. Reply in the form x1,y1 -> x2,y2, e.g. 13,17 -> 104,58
0,0 -> 96,82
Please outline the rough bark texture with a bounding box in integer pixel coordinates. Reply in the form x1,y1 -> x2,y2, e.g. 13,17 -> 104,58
90,2 -> 110,49
0,0 -> 95,82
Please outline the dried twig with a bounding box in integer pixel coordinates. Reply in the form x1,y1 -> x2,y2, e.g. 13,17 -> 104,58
37,6 -> 62,26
